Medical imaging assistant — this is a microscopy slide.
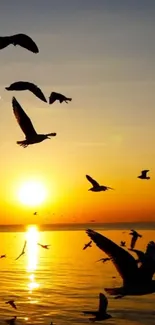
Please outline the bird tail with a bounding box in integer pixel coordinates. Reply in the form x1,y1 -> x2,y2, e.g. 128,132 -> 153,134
17,140 -> 28,148
67,98 -> 72,101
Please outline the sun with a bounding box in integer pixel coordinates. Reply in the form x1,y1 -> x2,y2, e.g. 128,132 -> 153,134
18,180 -> 47,207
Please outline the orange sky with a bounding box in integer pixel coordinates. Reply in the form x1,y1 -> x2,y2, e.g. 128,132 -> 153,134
0,1 -> 155,224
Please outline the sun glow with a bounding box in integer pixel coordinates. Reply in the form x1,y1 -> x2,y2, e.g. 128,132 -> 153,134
26,225 -> 39,292
18,180 -> 47,207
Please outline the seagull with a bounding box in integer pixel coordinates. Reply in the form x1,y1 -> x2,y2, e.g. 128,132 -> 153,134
12,97 -> 56,147
37,243 -> 50,249
137,170 -> 150,180
6,81 -> 47,103
120,241 -> 126,247
83,293 -> 112,322
129,230 -> 142,249
86,229 -> 155,298
0,33 -> 39,53
83,241 -> 92,250
5,300 -> 17,309
86,175 -> 114,192
96,257 -> 111,263
49,92 -> 72,104
15,240 -> 27,260
0,254 -> 6,258
6,316 -> 17,325
33,211 -> 37,215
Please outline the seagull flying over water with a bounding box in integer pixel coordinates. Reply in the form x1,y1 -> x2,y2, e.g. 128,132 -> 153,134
96,257 -> 111,263
15,240 -> 27,260
129,230 -> 142,249
83,293 -> 112,322
37,243 -> 50,249
12,97 -> 56,147
86,229 -> 155,298
6,81 -> 47,103
83,241 -> 92,250
86,175 -> 114,192
0,33 -> 39,53
137,170 -> 150,180
49,92 -> 72,104
5,300 -> 17,310
6,316 -> 17,325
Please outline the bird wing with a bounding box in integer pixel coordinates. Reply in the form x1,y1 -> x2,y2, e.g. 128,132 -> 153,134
11,33 -> 39,53
141,170 -> 149,177
98,293 -> 108,313
22,240 -> 27,253
6,81 -> 47,103
129,249 -> 145,262
86,229 -> 139,285
86,175 -> 99,187
130,236 -> 137,249
49,92 -> 58,104
12,97 -> 37,138
0,36 -> 11,50
15,252 -> 23,260
11,301 -> 17,309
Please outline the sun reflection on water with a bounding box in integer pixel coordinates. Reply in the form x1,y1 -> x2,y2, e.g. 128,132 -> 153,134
26,225 -> 39,293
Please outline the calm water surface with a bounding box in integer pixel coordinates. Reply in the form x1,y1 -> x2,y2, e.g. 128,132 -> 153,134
0,227 -> 155,324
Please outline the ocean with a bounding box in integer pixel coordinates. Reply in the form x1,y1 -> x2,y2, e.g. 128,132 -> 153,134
0,224 -> 155,324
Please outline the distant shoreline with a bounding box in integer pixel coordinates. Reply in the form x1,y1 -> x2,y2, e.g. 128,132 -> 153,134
0,221 -> 155,232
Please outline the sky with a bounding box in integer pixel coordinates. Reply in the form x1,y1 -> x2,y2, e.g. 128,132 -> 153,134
0,0 -> 155,225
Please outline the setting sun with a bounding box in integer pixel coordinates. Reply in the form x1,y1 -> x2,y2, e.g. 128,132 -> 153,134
18,181 -> 47,207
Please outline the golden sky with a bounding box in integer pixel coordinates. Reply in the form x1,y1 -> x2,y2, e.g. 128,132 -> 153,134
0,1 -> 155,224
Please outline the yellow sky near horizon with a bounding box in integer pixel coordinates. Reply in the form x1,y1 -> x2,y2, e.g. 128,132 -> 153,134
0,1 -> 155,225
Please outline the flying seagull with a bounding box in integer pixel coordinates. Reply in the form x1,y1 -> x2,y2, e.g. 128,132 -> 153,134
5,300 -> 17,310
0,254 -> 6,258
12,97 -> 56,147
6,316 -> 17,325
96,257 -> 111,263
83,293 -> 112,322
15,240 -> 27,260
0,33 -> 39,53
129,230 -> 142,250
86,175 -> 114,192
37,243 -> 50,249
137,170 -> 150,180
83,241 -> 92,250
120,241 -> 126,247
6,81 -> 47,103
49,92 -> 72,104
33,211 -> 37,215
86,229 -> 155,298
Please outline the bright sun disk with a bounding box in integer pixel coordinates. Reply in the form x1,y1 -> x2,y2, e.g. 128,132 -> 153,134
18,180 -> 47,207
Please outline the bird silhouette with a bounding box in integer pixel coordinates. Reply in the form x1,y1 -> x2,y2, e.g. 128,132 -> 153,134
37,243 -> 50,249
96,257 -> 111,263
137,170 -> 150,180
83,293 -> 112,322
86,175 -> 114,192
6,316 -> 17,325
5,300 -> 17,309
6,81 -> 47,103
49,92 -> 72,104
83,241 -> 92,250
129,230 -> 142,249
0,254 -> 6,258
86,229 -> 155,298
12,97 -> 56,147
33,211 -> 37,215
0,33 -> 39,53
15,240 -> 27,260
120,241 -> 126,247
